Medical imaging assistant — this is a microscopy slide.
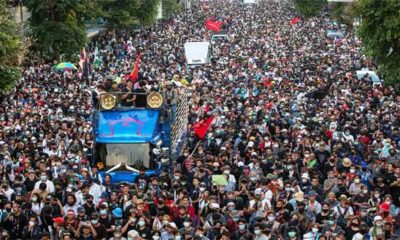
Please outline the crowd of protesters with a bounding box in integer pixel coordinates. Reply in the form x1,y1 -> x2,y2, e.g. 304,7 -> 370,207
0,0 -> 400,239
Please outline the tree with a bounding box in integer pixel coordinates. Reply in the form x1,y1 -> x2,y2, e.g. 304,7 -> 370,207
0,0 -> 21,92
137,0 -> 160,25
162,0 -> 181,19
293,0 -> 326,17
101,0 -> 140,30
24,0 -> 88,60
358,0 -> 400,86
330,2 -> 360,27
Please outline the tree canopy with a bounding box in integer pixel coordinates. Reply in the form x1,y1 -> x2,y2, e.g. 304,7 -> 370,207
24,0 -> 88,60
0,0 -> 21,92
358,0 -> 400,86
294,0 -> 326,17
162,0 -> 181,20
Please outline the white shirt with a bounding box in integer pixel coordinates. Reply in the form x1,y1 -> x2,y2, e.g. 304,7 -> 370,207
34,180 -> 55,193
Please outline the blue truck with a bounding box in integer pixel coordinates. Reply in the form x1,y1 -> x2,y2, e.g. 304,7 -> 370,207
92,89 -> 189,183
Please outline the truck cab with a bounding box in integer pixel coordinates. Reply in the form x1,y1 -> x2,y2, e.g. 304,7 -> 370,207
92,89 -> 189,183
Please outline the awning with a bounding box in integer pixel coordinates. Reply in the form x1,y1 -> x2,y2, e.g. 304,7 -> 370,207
96,109 -> 159,143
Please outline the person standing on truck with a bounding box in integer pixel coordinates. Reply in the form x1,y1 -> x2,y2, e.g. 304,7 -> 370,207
132,81 -> 147,108
163,81 -> 178,122
120,80 -> 134,107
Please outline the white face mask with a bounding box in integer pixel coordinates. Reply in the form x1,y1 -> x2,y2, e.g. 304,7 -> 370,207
267,216 -> 275,222
355,179 -> 361,184
374,193 -> 380,198
183,222 -> 190,227
199,187 -> 206,192
350,169 -> 355,173
312,227 -> 319,233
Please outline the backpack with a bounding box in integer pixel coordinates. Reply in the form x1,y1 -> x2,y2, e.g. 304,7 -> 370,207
336,206 -> 348,229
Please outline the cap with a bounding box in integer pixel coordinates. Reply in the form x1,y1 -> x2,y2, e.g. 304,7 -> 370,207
112,208 -> 123,218
77,206 -> 85,213
53,217 -> 64,225
374,215 -> 383,222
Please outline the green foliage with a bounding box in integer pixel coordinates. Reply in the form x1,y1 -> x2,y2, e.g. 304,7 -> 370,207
358,0 -> 400,85
294,0 -> 326,17
137,0 -> 160,25
331,2 -> 360,27
25,0 -> 89,60
162,0 -> 182,19
101,0 -> 140,29
0,0 -> 21,92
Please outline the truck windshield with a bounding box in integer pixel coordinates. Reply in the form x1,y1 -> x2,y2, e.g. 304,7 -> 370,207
95,143 -> 152,169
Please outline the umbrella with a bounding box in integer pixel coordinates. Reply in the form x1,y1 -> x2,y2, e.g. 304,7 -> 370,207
54,62 -> 77,72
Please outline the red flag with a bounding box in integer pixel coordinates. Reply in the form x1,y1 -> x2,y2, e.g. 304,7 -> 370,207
192,115 -> 214,139
205,19 -> 222,32
290,16 -> 300,25
125,52 -> 142,81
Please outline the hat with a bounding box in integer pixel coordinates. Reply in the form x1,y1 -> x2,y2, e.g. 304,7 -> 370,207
53,217 -> 64,225
168,222 -> 178,229
342,158 -> 352,167
308,190 -> 317,197
210,203 -> 220,209
374,215 -> 383,222
380,202 -> 390,212
254,188 -> 262,195
301,173 -> 310,180
77,206 -> 85,213
112,208 -> 123,218
294,191 -> 304,202
127,230 -> 139,238
352,233 -> 364,240
339,194 -> 348,201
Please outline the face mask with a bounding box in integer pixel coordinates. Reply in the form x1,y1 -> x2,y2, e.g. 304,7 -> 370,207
312,228 -> 319,233
29,221 -> 35,227
162,220 -> 169,225
327,220 -> 334,225
199,187 -> 206,192
114,233 -> 122,238
267,216 -> 275,222
285,187 -> 292,192
374,193 -> 380,198
138,220 -> 145,226
175,236 -> 182,240
91,220 -> 98,225
288,232 -> 296,238
40,175 -> 47,181
350,169 -> 355,173
223,170 -> 230,175
100,210 -> 107,215
239,224 -> 246,230
183,222 -> 190,227
363,190 -> 368,194
355,179 -> 360,184
32,197 -> 38,202
254,229 -> 261,235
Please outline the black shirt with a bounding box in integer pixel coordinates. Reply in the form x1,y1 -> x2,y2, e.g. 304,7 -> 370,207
133,88 -> 147,107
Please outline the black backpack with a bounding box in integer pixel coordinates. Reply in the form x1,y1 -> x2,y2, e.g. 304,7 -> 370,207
336,206 -> 348,229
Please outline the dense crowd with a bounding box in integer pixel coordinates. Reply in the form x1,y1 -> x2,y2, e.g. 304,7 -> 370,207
0,0 -> 400,239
